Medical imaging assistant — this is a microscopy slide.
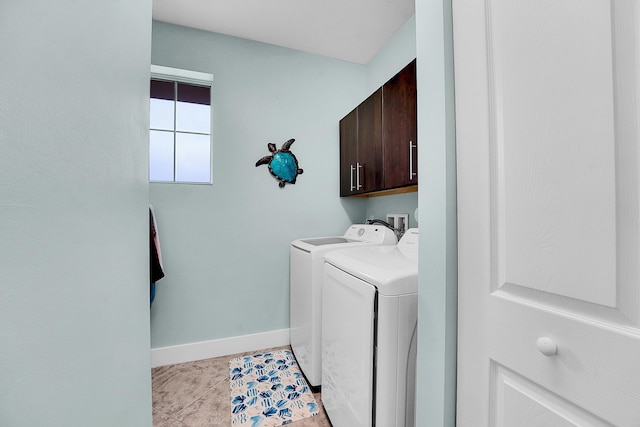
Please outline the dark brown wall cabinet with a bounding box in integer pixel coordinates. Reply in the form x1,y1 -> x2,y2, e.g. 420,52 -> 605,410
339,89 -> 383,195
339,59 -> 417,197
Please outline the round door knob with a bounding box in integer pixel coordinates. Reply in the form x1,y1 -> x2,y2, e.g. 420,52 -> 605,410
536,337 -> 557,356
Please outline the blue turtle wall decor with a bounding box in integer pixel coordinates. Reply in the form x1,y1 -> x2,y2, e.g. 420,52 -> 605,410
255,138 -> 304,188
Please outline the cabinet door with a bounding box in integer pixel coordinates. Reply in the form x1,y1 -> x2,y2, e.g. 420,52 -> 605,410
339,107 -> 358,196
383,59 -> 417,189
357,88 -> 384,193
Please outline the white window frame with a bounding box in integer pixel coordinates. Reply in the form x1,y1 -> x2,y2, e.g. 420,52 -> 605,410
149,65 -> 214,184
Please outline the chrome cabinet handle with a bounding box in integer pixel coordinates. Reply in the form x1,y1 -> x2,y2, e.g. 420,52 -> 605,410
357,162 -> 363,190
409,140 -> 417,180
350,164 -> 356,191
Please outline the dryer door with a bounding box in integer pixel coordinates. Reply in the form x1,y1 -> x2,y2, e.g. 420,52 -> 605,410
322,262 -> 376,427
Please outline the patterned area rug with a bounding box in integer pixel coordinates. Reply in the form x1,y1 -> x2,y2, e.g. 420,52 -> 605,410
229,349 -> 319,426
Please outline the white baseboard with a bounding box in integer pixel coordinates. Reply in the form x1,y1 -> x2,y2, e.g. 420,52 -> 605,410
151,329 -> 291,368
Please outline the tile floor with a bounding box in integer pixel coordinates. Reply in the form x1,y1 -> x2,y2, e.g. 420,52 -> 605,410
152,346 -> 333,427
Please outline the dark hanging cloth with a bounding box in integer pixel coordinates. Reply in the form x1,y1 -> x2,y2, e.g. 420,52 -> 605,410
150,205 -> 164,304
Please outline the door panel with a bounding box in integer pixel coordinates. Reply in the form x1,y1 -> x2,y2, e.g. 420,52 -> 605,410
454,0 -> 640,424
487,0 -> 639,320
493,364 -> 611,427
489,0 -> 618,307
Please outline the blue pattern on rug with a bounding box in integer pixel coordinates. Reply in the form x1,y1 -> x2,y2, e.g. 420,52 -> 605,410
230,349 -> 319,426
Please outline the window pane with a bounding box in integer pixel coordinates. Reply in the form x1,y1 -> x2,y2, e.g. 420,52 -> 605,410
177,83 -> 210,105
150,130 -> 174,181
150,98 -> 174,130
175,133 -> 211,183
150,79 -> 174,100
149,73 -> 213,184
176,101 -> 210,133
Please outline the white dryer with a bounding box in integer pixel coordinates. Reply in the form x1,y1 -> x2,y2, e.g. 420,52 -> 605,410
290,224 -> 397,387
321,228 -> 419,427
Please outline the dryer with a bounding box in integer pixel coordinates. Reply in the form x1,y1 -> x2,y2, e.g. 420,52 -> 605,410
290,224 -> 397,387
321,228 -> 419,427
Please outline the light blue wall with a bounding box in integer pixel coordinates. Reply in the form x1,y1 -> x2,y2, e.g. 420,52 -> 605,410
415,0 -> 458,425
149,18 -> 418,348
365,192 -> 419,229
0,1 -> 153,426
367,15 -> 418,91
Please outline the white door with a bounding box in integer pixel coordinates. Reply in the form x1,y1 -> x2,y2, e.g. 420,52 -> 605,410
453,0 -> 640,425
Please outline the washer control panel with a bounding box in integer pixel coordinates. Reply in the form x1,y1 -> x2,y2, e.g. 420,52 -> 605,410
343,224 -> 397,244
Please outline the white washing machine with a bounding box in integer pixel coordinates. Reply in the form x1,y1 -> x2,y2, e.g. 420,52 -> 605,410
290,224 -> 397,387
321,228 -> 419,427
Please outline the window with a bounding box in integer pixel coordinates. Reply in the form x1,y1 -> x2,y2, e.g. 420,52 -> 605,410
149,65 -> 213,184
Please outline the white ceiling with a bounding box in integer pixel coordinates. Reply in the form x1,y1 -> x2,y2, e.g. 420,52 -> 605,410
152,0 -> 415,64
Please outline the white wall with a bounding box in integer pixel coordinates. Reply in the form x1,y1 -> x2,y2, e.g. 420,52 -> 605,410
0,2 -> 153,426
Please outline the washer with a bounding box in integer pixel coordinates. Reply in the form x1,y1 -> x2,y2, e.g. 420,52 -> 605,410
290,224 -> 397,387
321,228 -> 419,427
